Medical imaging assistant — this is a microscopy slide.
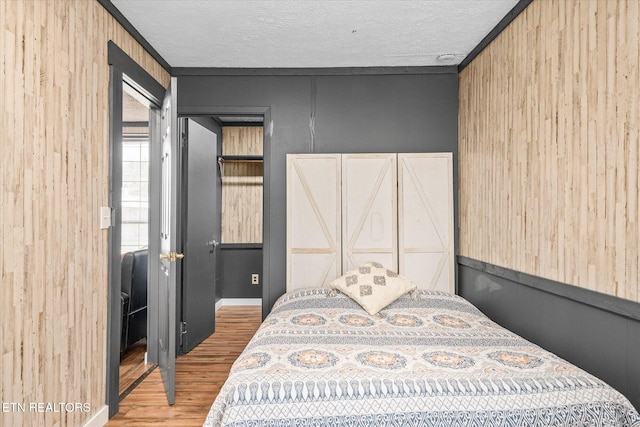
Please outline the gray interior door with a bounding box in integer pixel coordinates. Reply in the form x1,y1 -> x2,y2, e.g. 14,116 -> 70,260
158,77 -> 179,405
181,117 -> 220,354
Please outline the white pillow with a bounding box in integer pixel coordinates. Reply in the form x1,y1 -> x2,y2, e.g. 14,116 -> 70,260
329,261 -> 417,315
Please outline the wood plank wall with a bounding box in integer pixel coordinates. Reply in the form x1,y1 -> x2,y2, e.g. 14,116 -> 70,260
0,1 -> 170,426
459,0 -> 639,303
221,127 -> 263,243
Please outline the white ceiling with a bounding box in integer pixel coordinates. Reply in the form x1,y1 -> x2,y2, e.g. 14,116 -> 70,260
111,0 -> 519,68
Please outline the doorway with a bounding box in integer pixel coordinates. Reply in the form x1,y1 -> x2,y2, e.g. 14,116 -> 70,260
117,85 -> 155,398
107,58 -> 271,413
178,106 -> 272,321
106,41 -> 166,417
216,118 -> 264,310
178,116 -> 265,353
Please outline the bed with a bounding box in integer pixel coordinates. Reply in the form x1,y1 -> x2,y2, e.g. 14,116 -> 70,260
204,288 -> 640,426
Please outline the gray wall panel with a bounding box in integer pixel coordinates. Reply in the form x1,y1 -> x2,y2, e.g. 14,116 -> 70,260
314,74 -> 457,153
178,73 -> 458,314
220,246 -> 262,299
458,261 -> 640,411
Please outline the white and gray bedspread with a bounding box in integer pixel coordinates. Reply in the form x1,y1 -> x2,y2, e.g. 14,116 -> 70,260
204,288 -> 640,426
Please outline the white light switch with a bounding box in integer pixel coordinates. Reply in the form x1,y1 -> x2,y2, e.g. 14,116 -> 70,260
100,207 -> 112,229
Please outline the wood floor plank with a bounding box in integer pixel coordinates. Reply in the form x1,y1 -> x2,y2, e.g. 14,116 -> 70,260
107,306 -> 262,426
119,340 -> 148,396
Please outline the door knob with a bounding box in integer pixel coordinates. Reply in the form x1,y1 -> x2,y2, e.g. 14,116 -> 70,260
160,251 -> 184,262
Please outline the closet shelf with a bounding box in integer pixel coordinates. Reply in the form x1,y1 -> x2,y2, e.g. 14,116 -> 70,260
218,155 -> 263,163
217,155 -> 263,178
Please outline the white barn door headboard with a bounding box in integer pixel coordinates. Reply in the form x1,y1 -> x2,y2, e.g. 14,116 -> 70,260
286,153 -> 454,293
286,155 -> 342,290
398,153 -> 454,291
342,154 -> 398,273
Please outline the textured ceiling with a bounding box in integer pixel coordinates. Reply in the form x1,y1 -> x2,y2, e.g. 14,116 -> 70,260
111,0 -> 519,68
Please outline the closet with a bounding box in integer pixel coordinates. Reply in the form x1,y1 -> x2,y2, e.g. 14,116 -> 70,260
286,153 -> 454,293
219,126 -> 263,300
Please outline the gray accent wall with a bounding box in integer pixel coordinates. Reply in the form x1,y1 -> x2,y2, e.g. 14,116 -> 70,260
458,257 -> 640,412
220,245 -> 262,299
177,72 -> 459,315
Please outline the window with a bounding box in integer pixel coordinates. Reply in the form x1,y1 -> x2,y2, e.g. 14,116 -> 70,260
120,89 -> 150,254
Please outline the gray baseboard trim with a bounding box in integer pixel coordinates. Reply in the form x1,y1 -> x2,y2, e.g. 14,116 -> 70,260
457,256 -> 640,321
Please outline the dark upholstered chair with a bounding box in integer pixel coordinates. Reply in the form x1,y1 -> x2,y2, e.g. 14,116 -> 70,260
120,249 -> 148,352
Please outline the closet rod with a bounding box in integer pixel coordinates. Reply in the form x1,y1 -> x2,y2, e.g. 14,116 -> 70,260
219,159 -> 263,163
217,156 -> 263,178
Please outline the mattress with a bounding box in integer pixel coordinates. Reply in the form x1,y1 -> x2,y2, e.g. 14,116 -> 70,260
204,288 -> 640,426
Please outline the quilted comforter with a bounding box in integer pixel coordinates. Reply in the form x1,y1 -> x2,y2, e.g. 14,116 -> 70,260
204,288 -> 640,426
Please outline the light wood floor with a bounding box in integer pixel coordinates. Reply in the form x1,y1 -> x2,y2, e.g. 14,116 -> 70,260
107,306 -> 262,426
119,339 -> 149,397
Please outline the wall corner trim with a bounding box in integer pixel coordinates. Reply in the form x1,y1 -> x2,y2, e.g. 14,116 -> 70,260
458,0 -> 533,73
457,256 -> 640,321
96,0 -> 172,73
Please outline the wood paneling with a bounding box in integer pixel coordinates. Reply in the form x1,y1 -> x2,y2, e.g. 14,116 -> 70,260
221,127 -> 263,243
459,0 -> 639,302
0,1 -> 169,425
222,126 -> 263,156
107,306 -> 262,426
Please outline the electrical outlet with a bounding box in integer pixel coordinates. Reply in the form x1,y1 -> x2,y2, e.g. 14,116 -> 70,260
251,274 -> 260,285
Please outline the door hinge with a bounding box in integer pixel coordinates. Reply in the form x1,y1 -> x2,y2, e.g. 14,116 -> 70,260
179,321 -> 187,348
